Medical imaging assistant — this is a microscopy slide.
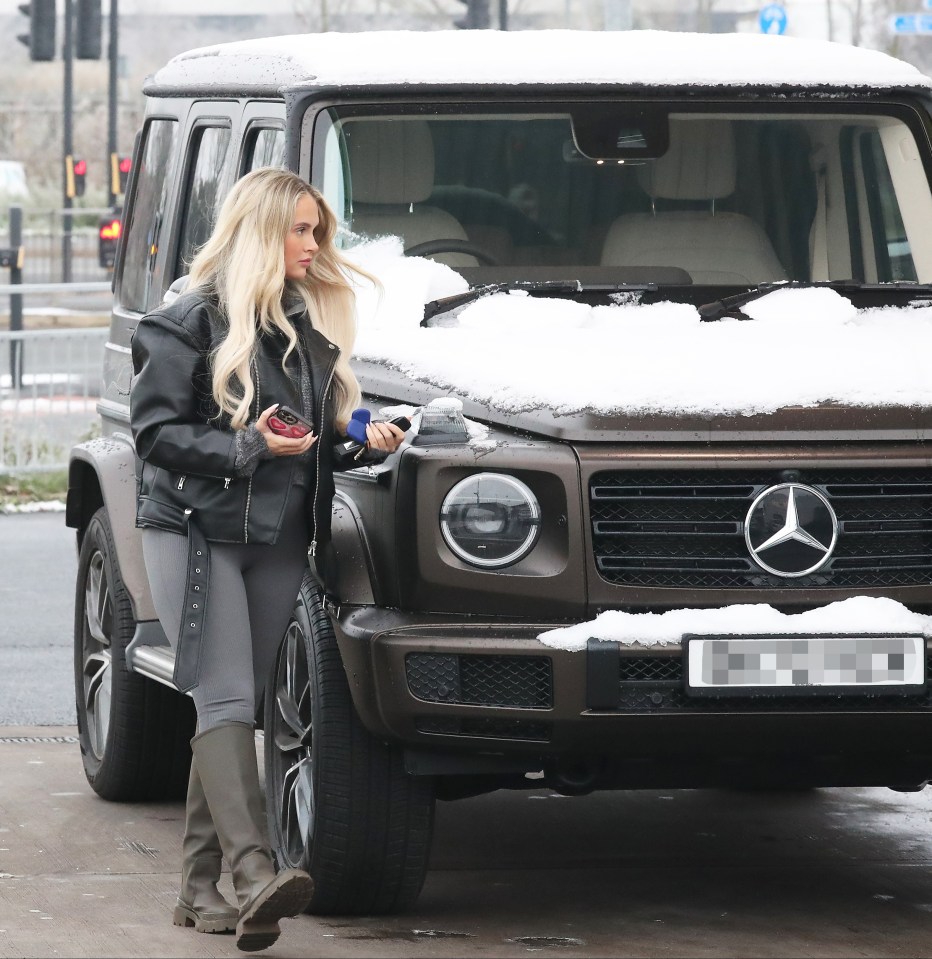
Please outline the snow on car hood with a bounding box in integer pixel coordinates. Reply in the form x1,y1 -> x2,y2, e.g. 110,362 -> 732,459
350,238 -> 932,418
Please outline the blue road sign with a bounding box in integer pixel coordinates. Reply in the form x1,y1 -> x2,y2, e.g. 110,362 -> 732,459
759,3 -> 788,34
889,12 -> 932,33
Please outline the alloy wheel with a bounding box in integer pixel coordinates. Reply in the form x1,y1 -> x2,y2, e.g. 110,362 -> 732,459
81,549 -> 113,761
269,619 -> 316,867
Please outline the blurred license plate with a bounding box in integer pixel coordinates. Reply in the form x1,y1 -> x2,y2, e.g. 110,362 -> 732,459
684,634 -> 925,697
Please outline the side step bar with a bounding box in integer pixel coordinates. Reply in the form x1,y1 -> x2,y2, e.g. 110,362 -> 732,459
125,621 -> 189,695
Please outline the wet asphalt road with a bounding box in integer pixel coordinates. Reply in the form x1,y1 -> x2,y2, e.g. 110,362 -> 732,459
0,512 -> 76,726
2,512 -> 932,957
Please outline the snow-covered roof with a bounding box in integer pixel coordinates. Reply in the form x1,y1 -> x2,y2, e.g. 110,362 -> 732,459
149,30 -> 931,95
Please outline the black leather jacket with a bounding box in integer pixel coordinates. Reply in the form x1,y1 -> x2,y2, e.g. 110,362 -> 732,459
130,289 -> 372,585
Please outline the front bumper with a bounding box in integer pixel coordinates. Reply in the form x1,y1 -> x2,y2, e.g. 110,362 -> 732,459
333,606 -> 932,788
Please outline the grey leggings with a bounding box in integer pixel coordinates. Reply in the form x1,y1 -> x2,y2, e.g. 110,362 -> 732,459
142,504 -> 309,733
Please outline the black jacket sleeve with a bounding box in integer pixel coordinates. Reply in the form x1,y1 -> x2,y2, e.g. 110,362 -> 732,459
130,309 -> 238,478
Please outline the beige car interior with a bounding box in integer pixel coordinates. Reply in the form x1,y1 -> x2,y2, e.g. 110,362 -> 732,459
343,119 -> 477,267
339,113 -> 932,287
600,119 -> 789,284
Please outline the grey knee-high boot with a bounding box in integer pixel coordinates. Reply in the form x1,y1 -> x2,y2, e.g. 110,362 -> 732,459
172,759 -> 239,934
191,722 -> 314,953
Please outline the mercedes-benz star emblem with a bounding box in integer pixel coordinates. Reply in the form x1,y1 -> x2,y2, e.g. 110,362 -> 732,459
744,483 -> 838,578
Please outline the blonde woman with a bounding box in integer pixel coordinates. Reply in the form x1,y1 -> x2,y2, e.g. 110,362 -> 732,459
130,168 -> 403,952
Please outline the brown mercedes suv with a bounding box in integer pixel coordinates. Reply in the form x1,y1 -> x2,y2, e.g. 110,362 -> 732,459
66,29 -> 932,913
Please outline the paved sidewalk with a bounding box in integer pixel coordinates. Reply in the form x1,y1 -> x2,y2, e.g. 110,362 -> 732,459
0,727 -> 430,959
4,726 -> 932,959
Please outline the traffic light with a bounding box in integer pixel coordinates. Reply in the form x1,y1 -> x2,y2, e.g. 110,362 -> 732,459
17,0 -> 56,62
111,154 -> 131,196
454,0 -> 490,28
98,213 -> 121,270
73,158 -> 86,196
75,0 -> 101,59
65,156 -> 86,198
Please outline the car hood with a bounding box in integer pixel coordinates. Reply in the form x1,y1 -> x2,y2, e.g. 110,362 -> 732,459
354,361 -> 932,444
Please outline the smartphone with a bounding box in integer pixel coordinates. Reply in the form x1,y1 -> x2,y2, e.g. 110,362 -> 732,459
268,405 -> 314,439
336,415 -> 412,463
353,415 -> 411,460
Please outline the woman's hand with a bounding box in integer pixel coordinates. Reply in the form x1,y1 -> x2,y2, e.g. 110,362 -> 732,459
256,404 -> 317,457
365,420 -> 406,454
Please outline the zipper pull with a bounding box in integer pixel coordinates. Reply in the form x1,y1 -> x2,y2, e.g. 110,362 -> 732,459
308,539 -> 317,558
177,475 -> 186,490
223,477 -> 231,489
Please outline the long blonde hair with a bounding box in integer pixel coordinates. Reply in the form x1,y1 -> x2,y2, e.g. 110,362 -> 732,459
187,167 -> 375,431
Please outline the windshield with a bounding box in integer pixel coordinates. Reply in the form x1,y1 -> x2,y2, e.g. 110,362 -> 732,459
311,102 -> 932,288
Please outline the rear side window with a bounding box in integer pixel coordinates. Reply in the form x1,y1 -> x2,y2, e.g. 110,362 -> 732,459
176,124 -> 233,274
243,126 -> 285,173
119,118 -> 178,312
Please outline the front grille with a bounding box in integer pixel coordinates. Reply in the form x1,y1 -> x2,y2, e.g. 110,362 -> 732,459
615,652 -> 932,712
591,469 -> 932,589
406,653 -> 552,709
415,716 -> 551,741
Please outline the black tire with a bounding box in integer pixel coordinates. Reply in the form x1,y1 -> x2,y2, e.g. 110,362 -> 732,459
264,575 -> 435,915
74,506 -> 195,801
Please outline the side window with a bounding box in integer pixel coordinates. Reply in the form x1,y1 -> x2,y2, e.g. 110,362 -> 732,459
243,126 -> 285,173
314,111 -> 350,245
119,118 -> 178,312
176,125 -> 233,275
859,130 -> 918,282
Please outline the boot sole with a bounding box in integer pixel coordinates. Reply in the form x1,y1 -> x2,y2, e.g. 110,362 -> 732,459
173,902 -> 237,934
235,871 -> 315,953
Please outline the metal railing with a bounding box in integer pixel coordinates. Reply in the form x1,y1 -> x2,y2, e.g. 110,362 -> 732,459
0,327 -> 108,473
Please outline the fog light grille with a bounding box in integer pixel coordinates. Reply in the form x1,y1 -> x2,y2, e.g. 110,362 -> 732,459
620,657 -> 683,682
406,653 -> 552,709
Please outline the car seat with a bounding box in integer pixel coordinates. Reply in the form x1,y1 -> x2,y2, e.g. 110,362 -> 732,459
343,119 -> 477,267
600,119 -> 788,284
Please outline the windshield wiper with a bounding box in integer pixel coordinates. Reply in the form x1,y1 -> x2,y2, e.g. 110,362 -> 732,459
422,281 -> 581,326
421,280 -> 657,326
698,279 -> 932,322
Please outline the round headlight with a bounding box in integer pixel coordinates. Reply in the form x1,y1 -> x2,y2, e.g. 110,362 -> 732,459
440,473 -> 541,568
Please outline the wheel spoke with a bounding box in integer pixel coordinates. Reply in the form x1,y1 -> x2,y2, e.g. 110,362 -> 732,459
84,552 -> 111,647
83,651 -> 112,759
293,755 -> 315,844
275,623 -> 312,745
281,755 -> 315,859
273,683 -> 308,749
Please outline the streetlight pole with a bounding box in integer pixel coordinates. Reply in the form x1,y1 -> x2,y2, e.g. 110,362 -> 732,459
62,0 -> 74,282
107,0 -> 118,209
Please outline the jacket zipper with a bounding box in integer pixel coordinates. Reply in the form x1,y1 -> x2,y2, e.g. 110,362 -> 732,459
244,364 -> 260,543
180,474 -> 231,490
308,347 -> 340,559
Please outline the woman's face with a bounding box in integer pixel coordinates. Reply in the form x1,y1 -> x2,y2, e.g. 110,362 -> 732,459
284,193 -> 320,281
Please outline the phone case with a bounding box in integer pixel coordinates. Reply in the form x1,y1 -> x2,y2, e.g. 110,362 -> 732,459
269,406 -> 312,438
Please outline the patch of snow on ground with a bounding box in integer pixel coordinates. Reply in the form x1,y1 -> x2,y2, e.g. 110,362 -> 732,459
1,500 -> 66,514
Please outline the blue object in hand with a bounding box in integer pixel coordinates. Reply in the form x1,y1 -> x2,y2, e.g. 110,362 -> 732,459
346,408 -> 371,444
